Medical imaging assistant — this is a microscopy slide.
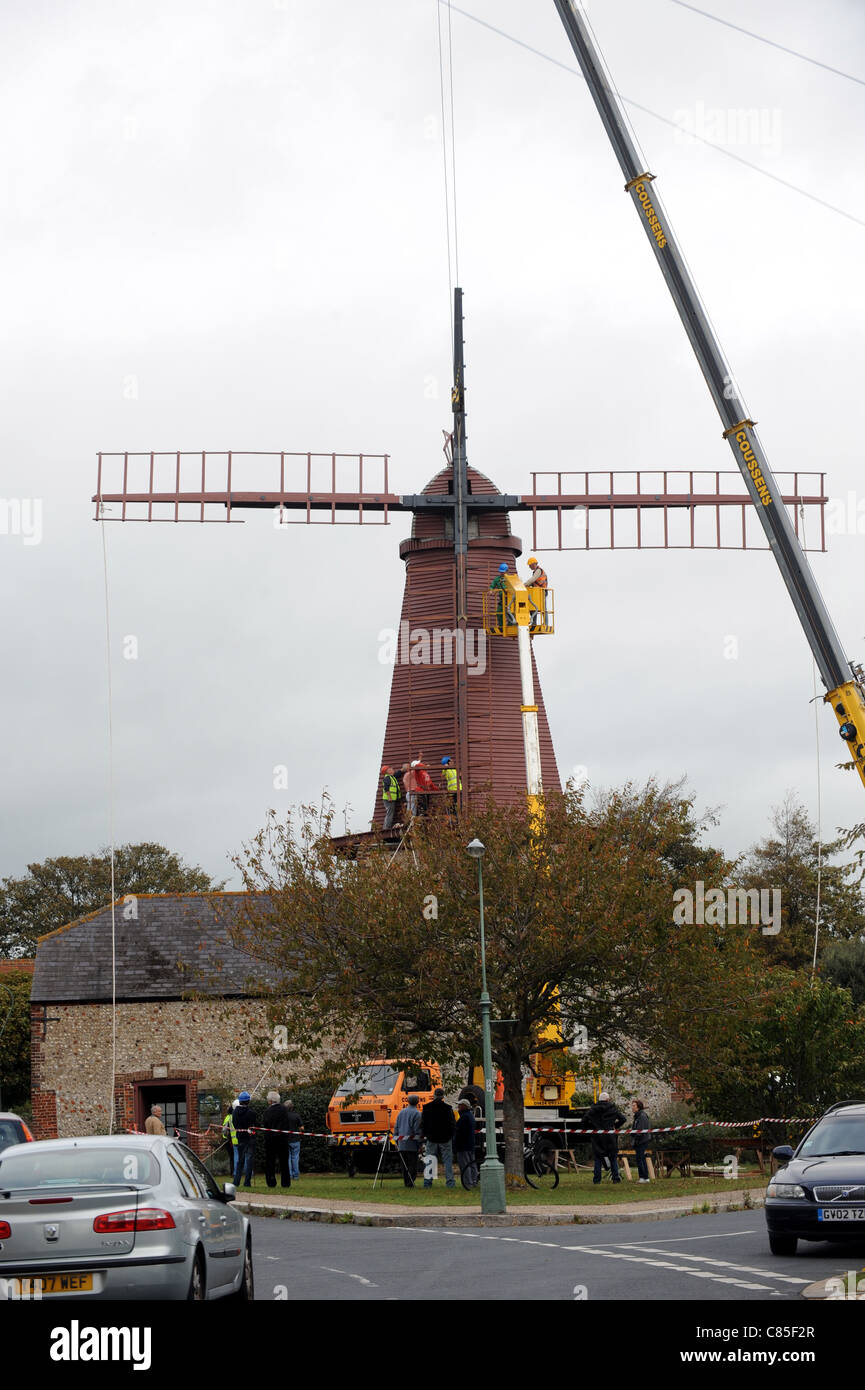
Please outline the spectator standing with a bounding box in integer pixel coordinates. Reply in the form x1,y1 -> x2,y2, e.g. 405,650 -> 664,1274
453,1099 -> 477,1186
631,1098 -> 651,1182
262,1090 -> 291,1189
421,1087 -> 456,1189
144,1104 -> 166,1136
393,1094 -> 424,1187
283,1098 -> 304,1182
581,1091 -> 626,1184
233,1091 -> 256,1188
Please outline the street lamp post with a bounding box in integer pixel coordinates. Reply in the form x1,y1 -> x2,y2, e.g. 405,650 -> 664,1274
466,838 -> 506,1214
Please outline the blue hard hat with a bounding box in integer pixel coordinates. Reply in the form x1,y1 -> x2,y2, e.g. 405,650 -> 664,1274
441,756 -> 451,765
238,1091 -> 251,1103
498,563 -> 508,572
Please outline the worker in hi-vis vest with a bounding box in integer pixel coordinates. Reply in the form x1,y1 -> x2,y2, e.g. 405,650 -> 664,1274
222,1100 -> 239,1182
525,555 -> 548,628
489,562 -> 510,630
380,764 -> 401,830
441,756 -> 461,816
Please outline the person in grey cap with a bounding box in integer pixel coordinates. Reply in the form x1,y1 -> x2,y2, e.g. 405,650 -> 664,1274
454,1099 -> 478,1188
393,1094 -> 423,1187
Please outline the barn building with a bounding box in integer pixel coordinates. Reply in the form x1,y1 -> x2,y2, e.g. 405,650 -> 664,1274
28,893 -> 290,1147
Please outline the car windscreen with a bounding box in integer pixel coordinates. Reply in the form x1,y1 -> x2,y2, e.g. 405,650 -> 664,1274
0,1119 -> 24,1149
336,1066 -> 399,1097
0,1147 -> 160,1189
798,1118 -> 865,1157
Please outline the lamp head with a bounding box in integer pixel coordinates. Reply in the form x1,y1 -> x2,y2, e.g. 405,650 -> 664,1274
466,838 -> 485,859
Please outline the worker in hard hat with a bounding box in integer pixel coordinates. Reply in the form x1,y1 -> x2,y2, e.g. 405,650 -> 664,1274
441,756 -> 461,816
414,757 -> 436,815
489,561 -> 510,631
404,760 -> 422,819
525,555 -> 548,629
380,765 -> 401,830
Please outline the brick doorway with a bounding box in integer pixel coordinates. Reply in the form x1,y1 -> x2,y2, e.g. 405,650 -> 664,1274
135,1081 -> 195,1140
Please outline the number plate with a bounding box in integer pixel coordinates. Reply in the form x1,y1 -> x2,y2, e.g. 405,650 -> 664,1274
818,1208 -> 865,1222
7,1272 -> 94,1293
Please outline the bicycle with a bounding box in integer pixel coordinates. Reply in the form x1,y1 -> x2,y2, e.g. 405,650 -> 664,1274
524,1133 -> 560,1190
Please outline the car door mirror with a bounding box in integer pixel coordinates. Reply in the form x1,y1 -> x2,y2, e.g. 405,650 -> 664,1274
772,1145 -> 794,1164
222,1182 -> 237,1202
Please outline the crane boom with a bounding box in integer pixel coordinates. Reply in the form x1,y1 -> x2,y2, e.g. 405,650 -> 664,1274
552,0 -> 865,788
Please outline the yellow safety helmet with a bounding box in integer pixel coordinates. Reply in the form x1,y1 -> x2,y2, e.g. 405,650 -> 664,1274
527,556 -> 538,566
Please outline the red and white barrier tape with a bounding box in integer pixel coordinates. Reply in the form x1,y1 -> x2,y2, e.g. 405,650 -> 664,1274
141,1115 -> 816,1144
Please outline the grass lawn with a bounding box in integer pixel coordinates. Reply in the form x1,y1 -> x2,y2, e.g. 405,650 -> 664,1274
238,1169 -> 764,1208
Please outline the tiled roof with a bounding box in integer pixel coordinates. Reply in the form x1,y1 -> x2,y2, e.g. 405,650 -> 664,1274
31,894 -> 263,1003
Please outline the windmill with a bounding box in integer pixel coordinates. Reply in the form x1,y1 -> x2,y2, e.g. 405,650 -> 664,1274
94,287 -> 826,843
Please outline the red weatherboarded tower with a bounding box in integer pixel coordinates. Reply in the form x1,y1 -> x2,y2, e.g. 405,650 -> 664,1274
372,459 -> 561,825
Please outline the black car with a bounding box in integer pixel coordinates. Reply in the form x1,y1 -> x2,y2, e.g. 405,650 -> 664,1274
765,1101 -> 865,1255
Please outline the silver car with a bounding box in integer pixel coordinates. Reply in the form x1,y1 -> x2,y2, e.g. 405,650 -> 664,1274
0,1134 -> 253,1301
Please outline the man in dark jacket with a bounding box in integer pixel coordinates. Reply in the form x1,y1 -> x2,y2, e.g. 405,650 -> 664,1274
283,1098 -> 304,1182
581,1091 -> 626,1183
421,1087 -> 456,1188
233,1091 -> 256,1188
262,1090 -> 291,1189
631,1098 -> 651,1182
453,1099 -> 477,1187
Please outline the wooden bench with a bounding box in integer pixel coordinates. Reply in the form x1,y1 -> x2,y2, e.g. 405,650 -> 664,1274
617,1148 -> 656,1181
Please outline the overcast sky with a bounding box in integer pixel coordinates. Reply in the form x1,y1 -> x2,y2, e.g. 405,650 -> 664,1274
3,0 -> 865,893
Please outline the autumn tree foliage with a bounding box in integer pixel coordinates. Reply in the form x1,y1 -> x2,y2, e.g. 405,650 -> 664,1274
230,781 -> 783,1185
685,974 -> 865,1136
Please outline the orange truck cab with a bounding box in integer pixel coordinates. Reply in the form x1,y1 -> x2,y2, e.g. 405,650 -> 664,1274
326,1060 -> 442,1174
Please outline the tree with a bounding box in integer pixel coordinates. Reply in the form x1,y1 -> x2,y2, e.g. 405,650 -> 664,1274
0,969 -> 33,1110
740,794 -> 865,969
229,782 -> 780,1186
821,939 -> 865,1007
0,843 -> 224,958
686,975 -> 865,1140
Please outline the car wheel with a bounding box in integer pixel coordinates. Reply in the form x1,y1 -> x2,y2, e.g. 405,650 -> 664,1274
768,1233 -> 798,1256
187,1248 -> 206,1301
230,1235 -> 254,1301
458,1085 -> 484,1114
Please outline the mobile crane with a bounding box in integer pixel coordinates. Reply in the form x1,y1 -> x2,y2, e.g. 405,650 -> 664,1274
552,0 -> 865,787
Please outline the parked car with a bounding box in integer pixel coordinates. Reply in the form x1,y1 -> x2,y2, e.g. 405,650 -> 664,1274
0,1113 -> 34,1153
766,1101 -> 865,1255
0,1134 -> 253,1300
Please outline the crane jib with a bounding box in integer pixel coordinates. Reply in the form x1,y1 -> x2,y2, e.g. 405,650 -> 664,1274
554,2 -> 852,668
